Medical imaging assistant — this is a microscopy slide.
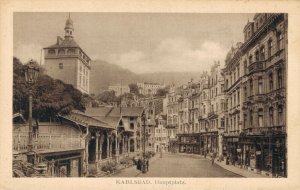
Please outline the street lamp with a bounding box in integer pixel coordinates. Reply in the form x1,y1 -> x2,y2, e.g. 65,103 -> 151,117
24,59 -> 39,164
141,111 -> 150,173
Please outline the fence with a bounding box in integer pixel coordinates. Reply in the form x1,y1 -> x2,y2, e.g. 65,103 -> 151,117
13,131 -> 83,152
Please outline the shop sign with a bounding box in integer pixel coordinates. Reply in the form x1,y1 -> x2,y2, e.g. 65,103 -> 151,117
256,151 -> 261,155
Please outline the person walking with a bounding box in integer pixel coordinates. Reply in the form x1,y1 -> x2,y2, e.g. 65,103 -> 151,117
211,153 -> 215,165
146,159 -> 149,171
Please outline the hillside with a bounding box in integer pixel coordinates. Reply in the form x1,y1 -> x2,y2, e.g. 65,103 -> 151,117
90,59 -> 203,95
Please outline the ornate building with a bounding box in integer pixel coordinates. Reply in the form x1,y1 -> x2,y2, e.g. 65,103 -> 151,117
222,13 -> 287,177
43,15 -> 91,94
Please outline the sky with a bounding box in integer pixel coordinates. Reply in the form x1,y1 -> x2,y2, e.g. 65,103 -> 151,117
14,13 -> 255,74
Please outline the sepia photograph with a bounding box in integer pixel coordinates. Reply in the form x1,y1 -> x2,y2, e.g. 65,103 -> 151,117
12,12 -> 287,178
1,1 -> 300,190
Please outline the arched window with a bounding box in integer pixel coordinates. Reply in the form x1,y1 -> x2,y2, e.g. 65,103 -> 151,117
58,49 -> 65,55
67,48 -> 75,54
250,110 -> 253,127
48,49 -> 55,55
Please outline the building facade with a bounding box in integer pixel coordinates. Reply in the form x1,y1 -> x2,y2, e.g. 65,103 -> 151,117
222,13 -> 287,177
137,82 -> 165,96
108,85 -> 130,96
43,16 -> 91,94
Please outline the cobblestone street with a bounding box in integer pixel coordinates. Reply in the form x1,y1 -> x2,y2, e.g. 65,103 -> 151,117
112,153 -> 242,177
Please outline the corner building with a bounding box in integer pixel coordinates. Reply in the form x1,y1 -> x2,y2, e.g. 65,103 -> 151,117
222,13 -> 287,177
44,16 -> 91,94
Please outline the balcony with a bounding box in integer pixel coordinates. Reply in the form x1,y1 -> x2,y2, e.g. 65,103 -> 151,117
13,131 -> 83,153
248,60 -> 265,73
208,111 -> 218,119
242,125 -> 286,136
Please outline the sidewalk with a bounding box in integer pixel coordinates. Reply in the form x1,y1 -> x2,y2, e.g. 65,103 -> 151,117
177,152 -> 270,178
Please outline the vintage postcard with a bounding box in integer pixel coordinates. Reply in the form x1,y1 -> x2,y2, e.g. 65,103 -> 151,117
1,0 -> 300,190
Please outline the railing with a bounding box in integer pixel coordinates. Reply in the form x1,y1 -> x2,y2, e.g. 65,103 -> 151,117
13,131 -> 83,152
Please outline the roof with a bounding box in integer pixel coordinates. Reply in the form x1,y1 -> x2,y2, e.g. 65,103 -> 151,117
45,38 -> 80,49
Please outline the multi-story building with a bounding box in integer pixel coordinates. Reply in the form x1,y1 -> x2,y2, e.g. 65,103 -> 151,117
43,16 -> 91,94
108,84 -> 130,96
137,82 -> 165,96
154,114 -> 168,152
222,13 -> 287,177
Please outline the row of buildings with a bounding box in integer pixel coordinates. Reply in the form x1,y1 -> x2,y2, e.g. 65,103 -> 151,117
166,13 -> 287,177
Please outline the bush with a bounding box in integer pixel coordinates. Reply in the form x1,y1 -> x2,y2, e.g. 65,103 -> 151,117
120,157 -> 134,166
101,161 -> 117,173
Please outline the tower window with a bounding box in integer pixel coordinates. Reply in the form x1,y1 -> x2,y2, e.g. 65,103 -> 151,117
59,63 -> 63,69
48,49 -> 55,55
258,108 -> 263,127
58,49 -> 65,55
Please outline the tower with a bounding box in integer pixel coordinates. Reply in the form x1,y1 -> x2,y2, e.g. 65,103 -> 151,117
64,14 -> 74,40
43,14 -> 91,94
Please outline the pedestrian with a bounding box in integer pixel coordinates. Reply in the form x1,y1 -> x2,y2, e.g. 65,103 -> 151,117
137,158 -> 141,171
211,153 -> 215,165
146,159 -> 149,171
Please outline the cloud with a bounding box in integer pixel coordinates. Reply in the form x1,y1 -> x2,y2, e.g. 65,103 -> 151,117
14,43 -> 43,64
107,38 -> 227,74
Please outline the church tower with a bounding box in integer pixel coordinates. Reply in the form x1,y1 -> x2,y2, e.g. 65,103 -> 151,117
43,14 -> 91,94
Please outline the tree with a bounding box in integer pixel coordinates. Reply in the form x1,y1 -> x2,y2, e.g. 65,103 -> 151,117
13,57 -> 87,122
97,90 -> 118,104
155,87 -> 169,97
129,83 -> 139,94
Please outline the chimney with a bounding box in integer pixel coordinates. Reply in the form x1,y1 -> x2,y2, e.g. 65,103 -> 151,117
57,36 -> 63,45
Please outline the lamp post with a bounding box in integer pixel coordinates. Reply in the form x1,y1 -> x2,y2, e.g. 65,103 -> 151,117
141,111 -> 150,173
24,59 -> 39,164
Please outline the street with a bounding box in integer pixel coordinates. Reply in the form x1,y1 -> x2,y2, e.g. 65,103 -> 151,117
112,153 -> 242,177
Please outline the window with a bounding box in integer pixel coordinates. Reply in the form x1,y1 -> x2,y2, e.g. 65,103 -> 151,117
130,123 -> 134,130
277,32 -> 283,50
237,64 -> 240,78
258,77 -> 263,94
48,49 -> 55,55
268,40 -> 273,57
244,114 -> 247,129
255,50 -> 260,61
67,48 -> 75,54
59,63 -> 63,69
277,68 -> 283,88
269,72 -> 273,91
58,49 -> 65,55
269,107 -> 274,126
258,108 -> 263,127
278,105 -> 283,125
250,79 -> 253,95
244,60 -> 247,75
237,90 -> 240,104
244,86 -> 247,99
260,46 -> 265,60
249,55 -> 253,64
250,110 -> 253,127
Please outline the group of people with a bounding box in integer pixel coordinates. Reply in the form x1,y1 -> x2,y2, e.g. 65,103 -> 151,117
136,158 -> 149,172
